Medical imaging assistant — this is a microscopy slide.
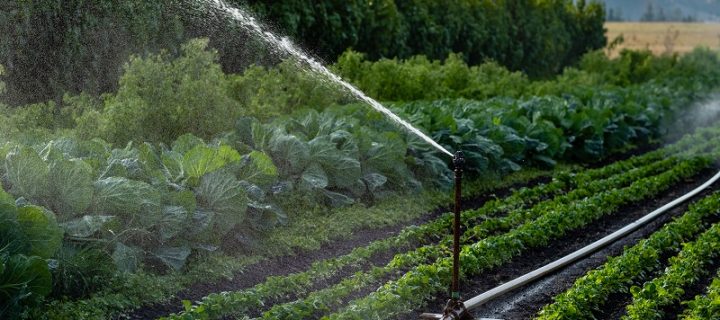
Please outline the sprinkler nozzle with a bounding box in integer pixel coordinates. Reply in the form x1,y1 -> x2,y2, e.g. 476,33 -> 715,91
453,151 -> 465,170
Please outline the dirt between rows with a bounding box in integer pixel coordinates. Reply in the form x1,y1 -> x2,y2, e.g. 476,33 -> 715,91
119,176 -> 550,320
407,168 -> 718,320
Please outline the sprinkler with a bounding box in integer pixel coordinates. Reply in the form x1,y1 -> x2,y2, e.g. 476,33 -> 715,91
420,151 -> 474,320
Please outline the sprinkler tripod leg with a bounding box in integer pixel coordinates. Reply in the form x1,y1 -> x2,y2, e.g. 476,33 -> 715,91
445,151 -> 473,320
419,151 -> 474,320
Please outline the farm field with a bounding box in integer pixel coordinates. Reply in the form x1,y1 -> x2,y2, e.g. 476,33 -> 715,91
605,22 -> 720,56
156,127 -> 720,320
2,1 -> 720,320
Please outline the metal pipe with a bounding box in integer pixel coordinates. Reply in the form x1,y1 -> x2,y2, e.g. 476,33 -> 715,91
463,169 -> 720,312
420,152 -> 472,320
451,151 -> 464,300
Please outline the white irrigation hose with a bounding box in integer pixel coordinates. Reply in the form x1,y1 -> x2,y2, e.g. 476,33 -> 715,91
463,170 -> 720,312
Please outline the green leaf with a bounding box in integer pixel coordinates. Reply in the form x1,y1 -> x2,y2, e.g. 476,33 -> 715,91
153,246 -> 191,271
93,177 -> 161,224
183,145 -> 241,179
16,206 -> 62,259
321,190 -> 355,208
0,193 -> 29,256
195,171 -> 247,238
236,151 -> 278,187
309,135 -> 361,188
172,134 -> 205,154
0,188 -> 17,220
158,206 -> 190,241
49,158 -> 94,216
247,202 -> 287,230
166,190 -> 197,214
300,163 -> 329,190
5,147 -> 49,201
0,253 -> 52,311
363,173 -> 388,192
161,150 -> 185,183
59,215 -> 115,238
111,242 -> 142,273
270,134 -> 310,175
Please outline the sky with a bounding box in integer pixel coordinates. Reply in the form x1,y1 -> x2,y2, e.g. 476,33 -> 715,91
600,0 -> 720,21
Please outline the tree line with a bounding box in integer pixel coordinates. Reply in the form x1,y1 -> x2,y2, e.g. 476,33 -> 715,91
0,0 -> 606,106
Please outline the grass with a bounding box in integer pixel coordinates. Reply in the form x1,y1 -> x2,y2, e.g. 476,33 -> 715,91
605,22 -> 720,57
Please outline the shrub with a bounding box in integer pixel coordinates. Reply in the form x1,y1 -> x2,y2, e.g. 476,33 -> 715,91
226,61 -> 346,121
333,50 -> 530,102
101,39 -> 241,144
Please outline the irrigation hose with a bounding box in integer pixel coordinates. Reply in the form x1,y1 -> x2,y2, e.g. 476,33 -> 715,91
462,169 -> 720,313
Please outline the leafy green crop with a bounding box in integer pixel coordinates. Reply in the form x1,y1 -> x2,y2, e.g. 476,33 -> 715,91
537,192 -> 720,319
0,187 -> 59,318
680,271 -> 720,320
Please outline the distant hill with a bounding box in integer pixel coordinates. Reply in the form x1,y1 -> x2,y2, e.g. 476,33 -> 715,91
601,0 -> 720,22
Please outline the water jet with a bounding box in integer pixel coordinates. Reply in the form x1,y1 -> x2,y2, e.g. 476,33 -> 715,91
203,1 -> 473,317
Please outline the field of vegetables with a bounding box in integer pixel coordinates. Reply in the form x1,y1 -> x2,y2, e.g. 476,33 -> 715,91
3,1 -> 720,320
1,47 -> 717,319
147,125 -> 720,320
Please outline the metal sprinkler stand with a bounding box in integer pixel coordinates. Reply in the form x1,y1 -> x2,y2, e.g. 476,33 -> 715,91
420,151 -> 474,320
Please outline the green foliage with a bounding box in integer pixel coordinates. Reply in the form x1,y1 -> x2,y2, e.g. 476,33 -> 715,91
333,51 -> 530,101
335,46 -> 720,103
101,39 -> 241,144
623,223 -> 720,320
681,271 -> 720,320
0,0 -> 606,105
170,134 -> 704,319
5,146 -> 50,201
93,177 -> 161,221
194,170 -> 248,243
226,61 -> 346,121
246,0 -> 606,77
17,205 -> 63,259
0,187 -> 58,319
50,245 -> 115,299
329,156 -> 711,320
537,191 -> 720,320
48,158 -> 95,217
0,0 -> 184,105
0,252 -> 52,318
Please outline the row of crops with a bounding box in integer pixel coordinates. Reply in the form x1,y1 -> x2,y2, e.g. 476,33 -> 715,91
155,125 -> 720,319
539,185 -> 720,319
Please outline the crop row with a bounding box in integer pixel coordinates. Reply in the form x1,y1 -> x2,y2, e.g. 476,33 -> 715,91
263,157 -> 712,320
165,133 -> 718,319
623,221 -> 720,319
326,156 -> 712,319
253,158 -> 709,320
537,192 -> 720,319
680,270 -> 720,320
167,130 -> 720,319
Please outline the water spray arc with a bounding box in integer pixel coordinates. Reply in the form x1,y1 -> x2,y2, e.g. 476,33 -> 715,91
204,0 -> 470,317
205,0 -> 453,158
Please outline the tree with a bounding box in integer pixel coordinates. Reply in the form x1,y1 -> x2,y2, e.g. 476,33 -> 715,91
607,7 -> 624,22
641,2 -> 656,21
657,6 -> 667,22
